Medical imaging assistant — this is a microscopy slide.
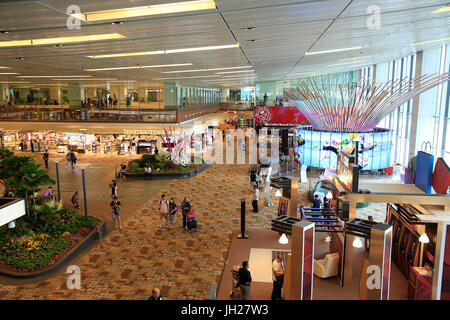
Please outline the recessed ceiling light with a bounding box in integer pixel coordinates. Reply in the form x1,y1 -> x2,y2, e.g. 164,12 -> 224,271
0,72 -> 19,75
86,63 -> 193,71
111,21 -> 124,25
87,43 -> 239,58
162,66 -> 251,74
244,27 -> 255,30
247,39 -> 256,42
409,38 -> 450,46
0,31 -> 9,34
328,60 -> 368,67
153,75 -> 217,80
0,33 -> 125,48
339,54 -> 380,61
52,44 -> 64,47
18,75 -> 93,78
215,70 -> 255,74
16,57 -> 24,60
433,6 -> 450,14
83,0 -> 216,22
305,46 -> 366,55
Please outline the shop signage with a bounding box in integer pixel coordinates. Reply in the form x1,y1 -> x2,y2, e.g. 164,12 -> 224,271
123,129 -> 165,135
336,151 -> 359,192
254,106 -> 310,126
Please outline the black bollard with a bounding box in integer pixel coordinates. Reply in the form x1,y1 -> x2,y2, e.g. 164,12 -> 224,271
237,197 -> 248,239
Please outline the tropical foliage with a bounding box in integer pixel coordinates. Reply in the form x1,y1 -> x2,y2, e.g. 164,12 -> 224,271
0,150 -> 99,272
128,152 -> 197,173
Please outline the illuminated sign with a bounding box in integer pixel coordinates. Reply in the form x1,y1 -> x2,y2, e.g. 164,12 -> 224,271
337,151 -> 359,192
123,129 -> 164,135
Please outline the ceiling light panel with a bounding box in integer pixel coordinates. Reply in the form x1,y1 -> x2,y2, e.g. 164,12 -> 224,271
161,66 -> 251,73
0,34 -> 125,48
88,43 -> 239,58
84,0 -> 216,22
86,63 -> 193,71
305,46 -> 366,55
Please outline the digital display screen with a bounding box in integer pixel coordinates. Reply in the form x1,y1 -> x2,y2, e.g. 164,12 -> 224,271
294,128 -> 393,170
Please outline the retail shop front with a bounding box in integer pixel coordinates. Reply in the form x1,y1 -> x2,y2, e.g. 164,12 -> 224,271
1,128 -> 169,156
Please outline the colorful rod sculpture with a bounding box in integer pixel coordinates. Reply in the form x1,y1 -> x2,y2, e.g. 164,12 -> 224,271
285,72 -> 450,132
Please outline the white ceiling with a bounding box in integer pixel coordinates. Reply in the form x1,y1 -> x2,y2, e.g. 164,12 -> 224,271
0,0 -> 448,89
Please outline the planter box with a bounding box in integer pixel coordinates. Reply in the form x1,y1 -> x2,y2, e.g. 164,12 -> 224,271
125,163 -> 210,179
0,198 -> 26,227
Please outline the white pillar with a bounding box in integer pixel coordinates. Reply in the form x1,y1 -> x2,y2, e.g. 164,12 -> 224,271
408,51 -> 423,161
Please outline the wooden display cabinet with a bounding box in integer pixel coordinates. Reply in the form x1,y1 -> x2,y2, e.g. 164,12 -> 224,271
408,266 -> 432,300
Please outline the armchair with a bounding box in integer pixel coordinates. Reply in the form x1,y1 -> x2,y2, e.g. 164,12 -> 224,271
314,252 -> 340,279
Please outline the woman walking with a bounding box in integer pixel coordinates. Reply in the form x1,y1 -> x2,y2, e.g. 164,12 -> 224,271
110,180 -> 118,199
169,198 -> 178,226
110,196 -> 122,230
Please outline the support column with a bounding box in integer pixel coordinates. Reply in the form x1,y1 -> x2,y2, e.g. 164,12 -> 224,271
432,222 -> 450,300
409,51 -> 423,161
285,220 -> 315,300
49,87 -> 61,103
364,224 -> 393,300
164,82 -> 177,109
68,83 -> 85,108
0,84 -> 9,104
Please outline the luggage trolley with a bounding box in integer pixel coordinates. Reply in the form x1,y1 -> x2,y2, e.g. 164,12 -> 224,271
230,265 -> 241,298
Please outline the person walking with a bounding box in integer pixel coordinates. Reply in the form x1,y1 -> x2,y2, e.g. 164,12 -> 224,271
169,198 -> 178,226
312,194 -> 322,208
113,94 -> 118,108
181,196 -> 191,230
42,150 -> 49,169
119,163 -> 127,181
110,196 -> 122,230
271,254 -> 285,300
158,194 -> 169,229
68,150 -> 77,170
71,190 -> 80,209
144,165 -> 152,180
110,180 -> 118,199
251,184 -> 259,213
237,261 -> 252,300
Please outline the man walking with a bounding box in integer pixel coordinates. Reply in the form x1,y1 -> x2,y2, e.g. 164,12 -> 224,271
238,261 -> 252,300
251,184 -> 259,213
271,254 -> 285,300
43,150 -> 49,169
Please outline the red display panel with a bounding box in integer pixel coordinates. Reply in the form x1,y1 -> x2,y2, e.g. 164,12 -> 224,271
432,158 -> 450,194
441,225 -> 450,300
254,106 -> 310,125
382,231 -> 392,300
303,228 -> 314,300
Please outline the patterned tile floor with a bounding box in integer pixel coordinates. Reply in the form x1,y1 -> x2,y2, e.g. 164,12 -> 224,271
0,164 -> 280,300
0,159 -> 387,300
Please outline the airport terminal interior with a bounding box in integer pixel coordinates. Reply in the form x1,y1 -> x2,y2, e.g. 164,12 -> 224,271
0,0 -> 449,301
